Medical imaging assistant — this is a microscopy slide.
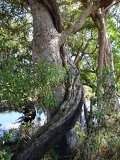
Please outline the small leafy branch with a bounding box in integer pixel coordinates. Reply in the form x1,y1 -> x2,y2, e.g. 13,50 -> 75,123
34,59 -> 67,109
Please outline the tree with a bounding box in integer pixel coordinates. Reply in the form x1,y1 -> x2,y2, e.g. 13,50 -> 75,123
0,0 -> 120,159
0,0 -> 33,107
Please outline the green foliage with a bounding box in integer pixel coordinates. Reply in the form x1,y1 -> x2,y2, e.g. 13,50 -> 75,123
0,1 -> 120,160
2,129 -> 19,144
0,57 -> 67,109
94,111 -> 104,121
75,122 -> 85,140
75,109 -> 120,160
0,56 -> 34,106
43,149 -> 59,160
0,150 -> 13,160
0,0 -> 32,108
34,59 -> 66,109
0,0 -> 32,59
60,1 -> 82,29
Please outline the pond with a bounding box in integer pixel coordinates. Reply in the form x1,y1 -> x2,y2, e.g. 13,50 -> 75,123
0,110 -> 46,137
0,111 -> 22,137
0,99 -> 119,139
0,99 -> 96,138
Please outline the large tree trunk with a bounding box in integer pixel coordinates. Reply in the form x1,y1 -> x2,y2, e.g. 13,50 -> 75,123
30,0 -> 65,107
30,0 -> 77,158
11,64 -> 83,160
89,5 -> 118,111
96,9 -> 118,111
11,0 -> 118,159
11,0 -> 83,159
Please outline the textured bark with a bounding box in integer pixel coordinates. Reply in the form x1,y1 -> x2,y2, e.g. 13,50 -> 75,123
11,0 -> 119,159
11,65 -> 83,160
11,1 -> 84,160
41,0 -> 63,33
97,9 -> 118,109
91,8 -> 118,109
97,10 -> 105,74
30,0 -> 62,64
30,0 -> 65,107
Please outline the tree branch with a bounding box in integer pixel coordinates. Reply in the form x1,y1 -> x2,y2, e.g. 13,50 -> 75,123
59,0 -> 120,45
59,4 -> 100,45
58,0 -> 80,6
104,0 -> 120,11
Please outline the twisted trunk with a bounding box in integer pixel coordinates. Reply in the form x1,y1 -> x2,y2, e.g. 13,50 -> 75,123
11,65 -> 83,160
11,0 -> 83,159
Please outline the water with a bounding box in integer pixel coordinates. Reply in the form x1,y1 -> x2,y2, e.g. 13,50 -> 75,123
0,111 -> 22,137
34,110 -> 46,126
0,110 -> 46,137
0,99 -> 97,138
0,99 -> 92,134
